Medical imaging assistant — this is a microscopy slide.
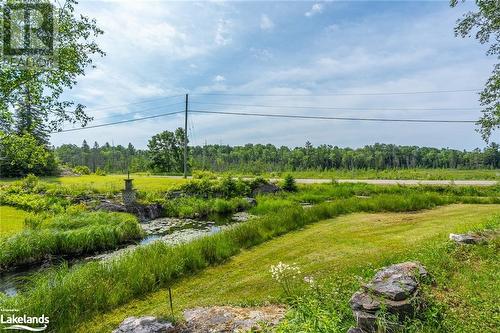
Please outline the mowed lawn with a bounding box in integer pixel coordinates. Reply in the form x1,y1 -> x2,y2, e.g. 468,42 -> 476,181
77,204 -> 499,333
1,175 -> 187,193
0,206 -> 27,236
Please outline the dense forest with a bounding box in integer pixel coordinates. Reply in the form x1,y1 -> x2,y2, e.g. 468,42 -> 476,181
54,140 -> 500,174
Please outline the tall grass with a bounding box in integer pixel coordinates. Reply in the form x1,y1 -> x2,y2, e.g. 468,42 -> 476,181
0,211 -> 143,270
0,192 -> 477,332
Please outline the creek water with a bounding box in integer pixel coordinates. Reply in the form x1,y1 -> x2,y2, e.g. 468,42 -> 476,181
0,214 -> 239,297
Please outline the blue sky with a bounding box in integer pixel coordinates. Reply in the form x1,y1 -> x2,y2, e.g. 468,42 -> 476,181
50,0 -> 499,149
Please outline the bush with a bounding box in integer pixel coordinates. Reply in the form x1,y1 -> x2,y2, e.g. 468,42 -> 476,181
73,166 -> 91,175
192,170 -> 218,179
0,132 -> 58,177
94,168 -> 106,176
282,174 -> 298,192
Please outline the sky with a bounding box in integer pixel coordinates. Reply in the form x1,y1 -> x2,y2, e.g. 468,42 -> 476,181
50,0 -> 500,150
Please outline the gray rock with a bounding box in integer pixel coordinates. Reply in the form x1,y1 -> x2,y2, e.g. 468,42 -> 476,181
180,305 -> 286,332
243,197 -> 257,207
347,328 -> 364,333
349,262 -> 429,333
126,203 -> 163,222
231,212 -> 257,222
449,233 -> 482,245
95,200 -> 127,213
113,316 -> 175,333
251,182 -> 280,196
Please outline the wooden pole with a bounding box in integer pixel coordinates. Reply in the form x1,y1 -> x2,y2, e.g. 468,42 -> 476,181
183,94 -> 188,178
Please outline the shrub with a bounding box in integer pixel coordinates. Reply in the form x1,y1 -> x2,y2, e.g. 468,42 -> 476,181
282,174 -> 298,192
94,168 -> 106,176
73,166 -> 91,175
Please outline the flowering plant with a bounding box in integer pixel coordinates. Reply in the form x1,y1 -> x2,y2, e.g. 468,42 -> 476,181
270,262 -> 302,296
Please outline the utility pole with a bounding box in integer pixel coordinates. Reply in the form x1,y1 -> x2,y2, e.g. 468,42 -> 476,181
183,93 -> 188,178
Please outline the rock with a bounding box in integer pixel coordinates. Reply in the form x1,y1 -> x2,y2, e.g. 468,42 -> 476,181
96,201 -> 163,222
449,233 -> 482,245
113,316 -> 175,333
127,203 -> 163,222
347,328 -> 364,333
231,212 -> 256,222
179,305 -> 286,332
95,200 -> 127,213
251,182 -> 280,196
349,262 -> 429,333
243,197 -> 257,207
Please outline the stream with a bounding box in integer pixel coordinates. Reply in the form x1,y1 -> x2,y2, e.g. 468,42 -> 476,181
0,212 -> 254,297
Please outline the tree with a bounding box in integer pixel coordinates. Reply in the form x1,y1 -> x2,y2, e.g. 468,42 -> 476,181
0,0 -> 105,143
282,174 -> 297,192
0,131 -> 57,177
148,128 -> 187,173
451,0 -> 500,141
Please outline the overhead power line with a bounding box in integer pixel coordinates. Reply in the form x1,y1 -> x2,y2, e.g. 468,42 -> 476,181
191,89 -> 480,97
92,101 -> 185,121
53,110 -> 184,133
190,101 -> 480,111
81,94 -> 185,113
188,109 -> 476,123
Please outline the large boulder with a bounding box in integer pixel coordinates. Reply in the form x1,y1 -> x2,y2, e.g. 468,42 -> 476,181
113,316 -> 175,333
449,233 -> 483,245
251,182 -> 280,196
348,262 -> 429,333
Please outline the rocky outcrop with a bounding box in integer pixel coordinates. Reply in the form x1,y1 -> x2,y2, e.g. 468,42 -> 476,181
349,262 -> 429,333
449,233 -> 483,245
95,201 -> 163,222
180,305 -> 286,332
113,306 -> 286,333
251,182 -> 280,196
126,203 -> 163,222
113,316 -> 175,333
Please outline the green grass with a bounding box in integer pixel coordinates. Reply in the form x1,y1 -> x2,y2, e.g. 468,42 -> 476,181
261,168 -> 500,180
0,206 -> 27,236
0,192 -> 492,332
0,211 -> 143,270
74,204 -> 499,333
0,175 -> 187,194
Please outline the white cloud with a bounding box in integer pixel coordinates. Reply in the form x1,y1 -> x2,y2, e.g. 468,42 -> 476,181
305,3 -> 323,17
260,14 -> 274,30
215,19 -> 232,46
214,75 -> 226,82
250,47 -> 273,61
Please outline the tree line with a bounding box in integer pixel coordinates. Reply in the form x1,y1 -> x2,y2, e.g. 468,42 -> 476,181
50,129 -> 500,175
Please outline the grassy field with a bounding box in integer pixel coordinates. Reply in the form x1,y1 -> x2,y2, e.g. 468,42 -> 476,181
0,206 -> 27,237
264,168 -> 500,180
76,204 -> 499,333
0,175 -> 187,193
